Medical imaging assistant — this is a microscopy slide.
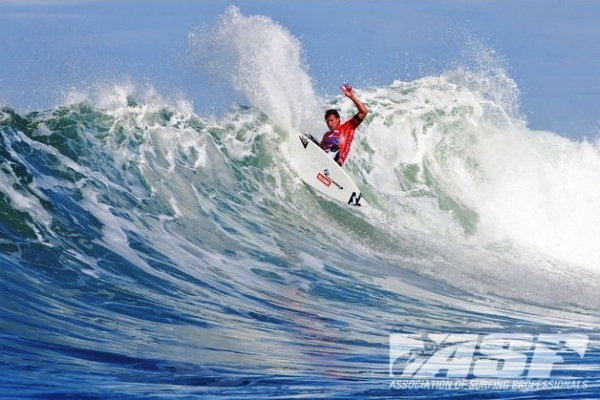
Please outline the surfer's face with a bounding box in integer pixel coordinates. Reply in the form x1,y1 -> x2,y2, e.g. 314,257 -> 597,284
325,114 -> 340,131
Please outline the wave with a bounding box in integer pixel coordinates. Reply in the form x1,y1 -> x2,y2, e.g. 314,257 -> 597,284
2,65 -> 600,305
185,6 -> 600,275
1,5 -> 599,398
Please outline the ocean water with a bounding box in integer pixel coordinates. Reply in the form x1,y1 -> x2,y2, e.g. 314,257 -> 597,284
1,6 -> 599,399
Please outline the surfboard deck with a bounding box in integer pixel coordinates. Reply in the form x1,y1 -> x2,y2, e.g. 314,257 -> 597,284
293,134 -> 364,207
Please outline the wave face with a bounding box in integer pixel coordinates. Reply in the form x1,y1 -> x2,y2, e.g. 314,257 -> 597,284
1,6 -> 599,399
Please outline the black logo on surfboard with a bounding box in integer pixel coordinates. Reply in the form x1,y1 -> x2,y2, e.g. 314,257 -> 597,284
299,135 -> 309,149
323,169 -> 343,190
348,191 -> 362,206
300,134 -> 320,148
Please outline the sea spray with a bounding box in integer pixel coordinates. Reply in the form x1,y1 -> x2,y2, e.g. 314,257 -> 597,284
188,5 -> 321,134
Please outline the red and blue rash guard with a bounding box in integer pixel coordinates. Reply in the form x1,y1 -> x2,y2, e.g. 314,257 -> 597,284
320,114 -> 363,166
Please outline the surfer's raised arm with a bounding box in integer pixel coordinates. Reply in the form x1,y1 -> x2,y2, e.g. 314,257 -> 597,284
319,83 -> 368,166
341,82 -> 368,121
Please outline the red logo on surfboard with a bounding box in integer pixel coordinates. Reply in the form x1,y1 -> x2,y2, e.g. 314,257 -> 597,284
317,172 -> 331,187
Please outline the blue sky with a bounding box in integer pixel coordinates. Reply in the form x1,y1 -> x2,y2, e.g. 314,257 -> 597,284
1,0 -> 598,139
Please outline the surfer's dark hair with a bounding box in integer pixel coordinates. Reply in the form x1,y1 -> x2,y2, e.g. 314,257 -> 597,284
325,109 -> 340,119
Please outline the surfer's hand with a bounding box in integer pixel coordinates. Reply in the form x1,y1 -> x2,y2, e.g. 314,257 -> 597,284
341,83 -> 353,97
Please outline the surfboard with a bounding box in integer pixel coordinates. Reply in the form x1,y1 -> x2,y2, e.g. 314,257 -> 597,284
293,134 -> 364,207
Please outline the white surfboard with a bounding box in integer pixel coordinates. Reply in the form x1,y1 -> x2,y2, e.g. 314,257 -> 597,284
292,134 -> 364,207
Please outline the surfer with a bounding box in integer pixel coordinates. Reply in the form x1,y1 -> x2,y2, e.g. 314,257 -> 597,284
320,83 -> 368,166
